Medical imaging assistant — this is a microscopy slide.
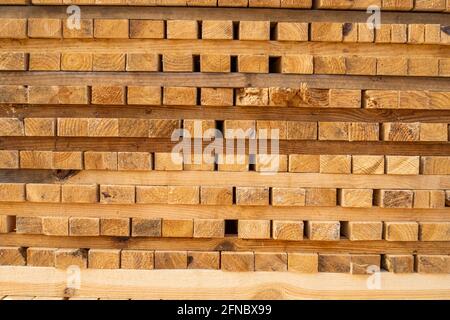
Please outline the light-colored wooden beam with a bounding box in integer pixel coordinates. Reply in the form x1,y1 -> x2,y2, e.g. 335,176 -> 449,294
65,171 -> 450,189
1,234 -> 449,254
0,203 -> 447,221
0,6 -> 448,24
0,266 -> 449,299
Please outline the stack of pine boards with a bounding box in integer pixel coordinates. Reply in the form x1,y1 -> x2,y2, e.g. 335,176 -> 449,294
0,0 -> 449,299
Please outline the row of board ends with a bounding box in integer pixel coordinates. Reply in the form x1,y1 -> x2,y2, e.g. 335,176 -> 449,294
0,246 -> 449,274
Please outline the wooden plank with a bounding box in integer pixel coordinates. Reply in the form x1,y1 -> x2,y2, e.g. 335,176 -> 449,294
350,254 -> 380,275
282,55 -> 314,74
84,152 -> 118,170
236,187 -> 269,206
2,202 -> 447,222
55,248 -> 87,269
131,218 -> 162,237
26,247 -> 56,267
272,220 -> 303,241
305,188 -> 336,206
100,185 -> 135,204
419,222 -> 450,241
305,221 -> 340,241
255,252 -> 287,271
16,216 -> 42,234
187,251 -> 220,270
1,5 -> 449,24
318,254 -> 351,273
24,118 -> 55,137
0,18 -> 27,39
239,21 -> 270,40
93,53 -> 125,72
164,87 -> 197,105
382,122 -> 420,141
421,156 -> 450,175
94,19 -> 128,39
121,250 -> 154,270
349,122 -> 379,141
3,105 -> 450,124
0,216 -> 15,233
118,152 -> 152,171
29,53 -> 60,71
200,187 -> 233,205
202,20 -> 233,40
274,22 -> 308,41
236,88 -> 269,106
384,222 -> 419,241
63,19 -> 93,39
221,252 -> 255,271
339,189 -> 373,208
271,188 -> 306,206
42,216 -> 68,236
127,54 -> 160,72
4,171 -> 450,190
136,186 -> 168,204
28,18 -> 61,38
314,56 -> 345,74
2,266 -> 450,299
20,151 -> 52,169
320,155 -> 351,173
88,249 -> 121,269
2,234 -> 450,254
385,156 -> 420,175
167,20 -> 198,39
130,20 -> 164,39
383,254 -> 414,273
69,217 -> 100,236
319,122 -> 348,141
61,53 -> 92,71
0,247 -> 26,266
200,54 -> 230,73
375,190 -> 414,208
341,221 -> 383,241
168,186 -> 199,204
91,86 -> 125,105
420,123 -> 448,141
416,255 -> 450,274
289,155 -> 320,173
2,72 -> 450,92
311,22 -> 343,41
162,219 -> 194,238
193,219 -> 225,238
154,251 -> 187,269
100,218 -> 130,237
0,150 -> 18,169
287,253 -> 318,273
163,53 -> 194,72
238,220 -> 271,239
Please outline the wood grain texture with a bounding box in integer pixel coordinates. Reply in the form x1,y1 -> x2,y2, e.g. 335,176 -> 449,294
1,2 -> 449,299
3,234 -> 450,254
1,266 -> 449,299
1,72 -> 449,91
0,202 -> 448,222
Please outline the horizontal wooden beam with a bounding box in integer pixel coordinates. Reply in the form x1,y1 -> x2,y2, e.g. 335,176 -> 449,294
1,72 -> 449,91
1,234 -> 449,254
0,170 -> 446,189
0,6 -> 448,24
1,138 -> 449,156
1,267 -> 449,299
1,39 -> 448,58
2,105 -> 450,123
0,202 -> 448,221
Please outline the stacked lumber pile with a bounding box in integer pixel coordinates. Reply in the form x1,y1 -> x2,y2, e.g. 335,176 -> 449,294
0,0 -> 449,299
